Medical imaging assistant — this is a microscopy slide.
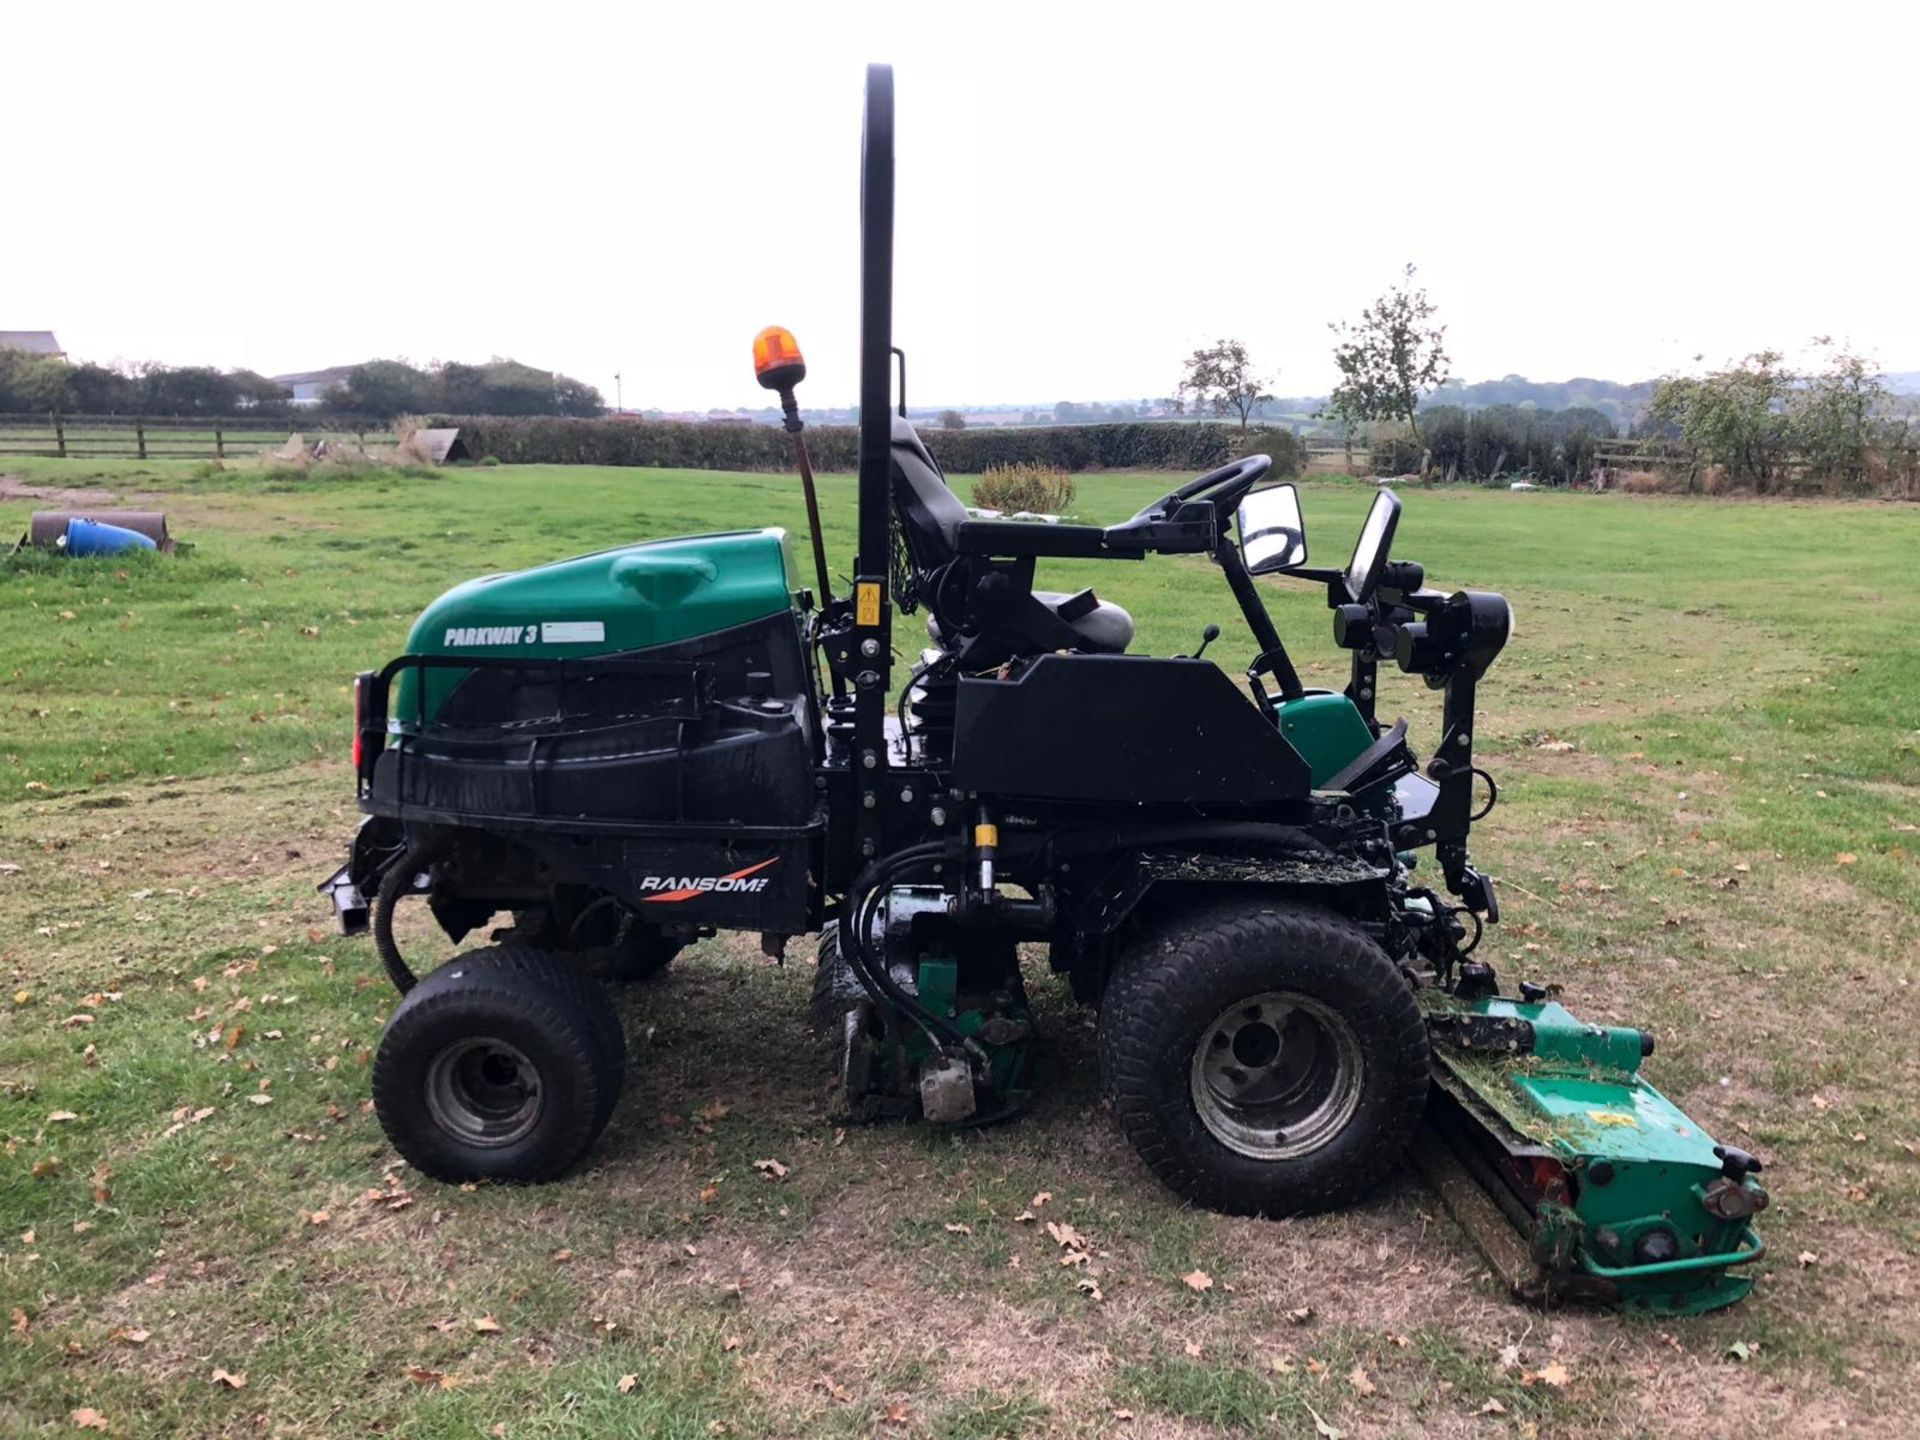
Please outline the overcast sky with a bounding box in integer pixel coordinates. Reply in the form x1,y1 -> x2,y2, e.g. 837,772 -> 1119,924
11,1 -> 1915,410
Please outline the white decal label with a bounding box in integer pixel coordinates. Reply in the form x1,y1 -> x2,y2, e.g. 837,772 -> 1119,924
541,621 -> 606,644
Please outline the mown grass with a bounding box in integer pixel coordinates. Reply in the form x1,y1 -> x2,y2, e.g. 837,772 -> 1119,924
2,456 -> 1917,1437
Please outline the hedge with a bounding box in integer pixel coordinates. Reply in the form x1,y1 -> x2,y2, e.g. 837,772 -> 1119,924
428,415 -> 1302,477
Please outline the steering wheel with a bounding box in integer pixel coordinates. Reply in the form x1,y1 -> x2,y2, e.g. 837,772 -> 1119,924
1126,453 -> 1272,524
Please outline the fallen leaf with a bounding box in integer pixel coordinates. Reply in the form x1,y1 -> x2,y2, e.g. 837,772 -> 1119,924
1531,1361 -> 1571,1388
1112,1409 -> 1135,1422
473,1315 -> 502,1334
884,1400 -> 911,1425
617,1374 -> 639,1394
1726,1340 -> 1752,1363
71,1409 -> 109,1432
1183,1339 -> 1203,1358
944,1222 -> 973,1235
551,1248 -> 573,1264
1270,1355 -> 1296,1375
1835,853 -> 1858,866
1347,1364 -> 1376,1396
1797,1250 -> 1818,1268
48,1110 -> 80,1123
1498,1343 -> 1521,1369
1045,1220 -> 1086,1250
1286,1305 -> 1315,1325
1013,1210 -> 1036,1223
246,1093 -> 273,1107
10,1307 -> 28,1340
223,1025 -> 245,1050
1307,1403 -> 1343,1439
1478,1398 -> 1508,1416
820,1374 -> 854,1404
210,1367 -> 247,1389
722,1335 -> 742,1352
1182,1269 -> 1214,1294
31,1157 -> 61,1179
110,1327 -> 149,1346
407,1366 -> 451,1388
91,1164 -> 113,1204
1076,1278 -> 1104,1301
1030,1190 -> 1053,1208
752,1157 -> 788,1181
19,1229 -> 36,1246
304,1210 -> 330,1227
694,1101 -> 731,1122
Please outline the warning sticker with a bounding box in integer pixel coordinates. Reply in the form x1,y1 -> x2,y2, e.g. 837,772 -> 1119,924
855,581 -> 882,627
541,621 -> 606,644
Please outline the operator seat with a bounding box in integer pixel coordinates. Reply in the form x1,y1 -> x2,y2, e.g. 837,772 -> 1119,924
889,417 -> 1134,654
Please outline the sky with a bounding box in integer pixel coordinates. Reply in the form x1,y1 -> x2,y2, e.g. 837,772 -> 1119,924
10,1 -> 1917,412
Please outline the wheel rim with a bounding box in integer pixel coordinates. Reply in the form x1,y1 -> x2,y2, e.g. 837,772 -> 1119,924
1188,991 -> 1364,1160
424,1037 -> 544,1148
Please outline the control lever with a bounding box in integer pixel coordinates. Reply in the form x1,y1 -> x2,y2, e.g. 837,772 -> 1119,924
1189,624 -> 1220,660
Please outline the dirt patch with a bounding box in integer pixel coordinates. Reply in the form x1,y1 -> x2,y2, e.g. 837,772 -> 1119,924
0,473 -> 123,508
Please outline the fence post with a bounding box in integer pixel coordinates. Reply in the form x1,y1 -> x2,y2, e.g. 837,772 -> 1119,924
54,416 -> 66,459
215,427 -> 225,460
136,420 -> 147,461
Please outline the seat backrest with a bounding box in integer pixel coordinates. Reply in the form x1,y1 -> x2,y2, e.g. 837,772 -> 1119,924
890,415 -> 969,569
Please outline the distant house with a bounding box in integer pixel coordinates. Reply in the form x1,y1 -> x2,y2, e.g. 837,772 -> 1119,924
271,365 -> 358,407
0,330 -> 64,358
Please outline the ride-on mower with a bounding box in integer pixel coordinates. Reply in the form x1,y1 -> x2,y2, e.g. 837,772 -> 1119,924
319,65 -> 1766,1315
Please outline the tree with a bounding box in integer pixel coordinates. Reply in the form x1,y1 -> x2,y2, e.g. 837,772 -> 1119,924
1647,351 -> 1795,492
327,360 -> 435,419
229,370 -> 293,412
66,362 -> 139,414
136,365 -> 242,415
0,351 -> 73,412
553,375 -> 606,418
1324,264 -> 1450,445
1790,338 -> 1885,490
1177,339 -> 1272,432
937,409 -> 967,430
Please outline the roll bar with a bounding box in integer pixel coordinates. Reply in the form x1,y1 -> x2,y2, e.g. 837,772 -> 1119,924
853,62 -> 896,852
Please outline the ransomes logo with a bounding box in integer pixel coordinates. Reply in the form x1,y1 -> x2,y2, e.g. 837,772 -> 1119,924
640,857 -> 779,903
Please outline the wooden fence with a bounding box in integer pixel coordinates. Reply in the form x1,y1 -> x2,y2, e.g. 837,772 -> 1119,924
0,413 -> 390,460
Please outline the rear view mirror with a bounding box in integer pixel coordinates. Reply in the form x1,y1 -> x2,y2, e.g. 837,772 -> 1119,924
1236,483 -> 1308,575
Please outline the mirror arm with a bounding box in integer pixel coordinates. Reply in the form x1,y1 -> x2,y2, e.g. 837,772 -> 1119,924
1346,650 -> 1379,728
1218,541 -> 1304,701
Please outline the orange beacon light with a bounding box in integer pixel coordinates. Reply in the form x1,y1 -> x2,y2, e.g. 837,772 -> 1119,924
753,326 -> 807,392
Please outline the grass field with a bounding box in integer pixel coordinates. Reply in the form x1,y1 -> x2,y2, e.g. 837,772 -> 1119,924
3,456 -> 1917,1438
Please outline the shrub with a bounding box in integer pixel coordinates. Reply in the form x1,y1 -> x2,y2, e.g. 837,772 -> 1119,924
971,463 -> 1076,515
428,416 -> 1304,477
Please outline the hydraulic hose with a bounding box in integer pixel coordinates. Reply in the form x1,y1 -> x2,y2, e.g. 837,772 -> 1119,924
371,839 -> 447,995
837,841 -> 970,1049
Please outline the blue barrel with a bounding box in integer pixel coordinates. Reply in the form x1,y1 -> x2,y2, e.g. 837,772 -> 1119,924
64,517 -> 158,557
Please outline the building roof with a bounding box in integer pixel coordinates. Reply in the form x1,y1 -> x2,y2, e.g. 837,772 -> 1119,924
0,331 -> 63,356
270,365 -> 358,387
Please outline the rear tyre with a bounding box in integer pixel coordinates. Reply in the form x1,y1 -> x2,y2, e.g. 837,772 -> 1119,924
373,943 -> 626,1182
1099,899 -> 1428,1217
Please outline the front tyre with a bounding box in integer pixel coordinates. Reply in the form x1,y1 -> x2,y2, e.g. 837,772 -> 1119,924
373,943 -> 625,1183
1099,899 -> 1428,1217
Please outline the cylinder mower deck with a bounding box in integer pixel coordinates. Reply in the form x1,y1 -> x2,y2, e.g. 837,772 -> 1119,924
1417,986 -> 1766,1314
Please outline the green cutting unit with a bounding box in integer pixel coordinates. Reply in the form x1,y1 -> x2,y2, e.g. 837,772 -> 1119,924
317,64 -> 1767,1315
